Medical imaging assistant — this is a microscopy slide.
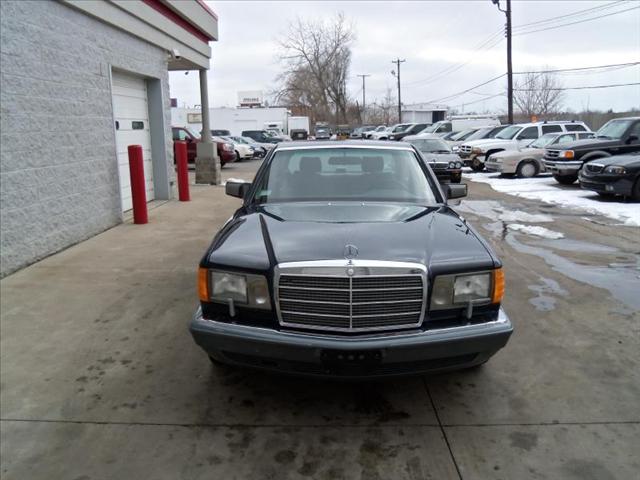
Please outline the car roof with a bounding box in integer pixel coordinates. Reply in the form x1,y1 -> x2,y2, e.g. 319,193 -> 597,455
511,120 -> 588,127
275,140 -> 415,151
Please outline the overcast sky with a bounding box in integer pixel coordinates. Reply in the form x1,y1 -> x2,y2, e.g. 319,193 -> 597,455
169,0 -> 640,114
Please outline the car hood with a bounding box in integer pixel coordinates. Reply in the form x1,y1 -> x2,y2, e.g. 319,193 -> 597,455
462,138 -> 512,148
491,147 -> 543,159
420,153 -> 460,163
590,154 -> 640,168
546,137 -> 619,150
205,203 -> 497,275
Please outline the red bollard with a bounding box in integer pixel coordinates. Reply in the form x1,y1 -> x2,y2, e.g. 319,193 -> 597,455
175,140 -> 190,201
127,145 -> 148,224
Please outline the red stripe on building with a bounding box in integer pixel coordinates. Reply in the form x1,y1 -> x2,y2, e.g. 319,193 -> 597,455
142,0 -> 214,43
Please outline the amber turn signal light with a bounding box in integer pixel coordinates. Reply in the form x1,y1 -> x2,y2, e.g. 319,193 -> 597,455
198,267 -> 209,301
492,268 -> 505,304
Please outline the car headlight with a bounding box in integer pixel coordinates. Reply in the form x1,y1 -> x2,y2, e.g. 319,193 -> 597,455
559,150 -> 574,159
603,165 -> 626,175
198,269 -> 271,309
389,135 -> 396,140
452,146 -> 459,152
430,269 -> 504,310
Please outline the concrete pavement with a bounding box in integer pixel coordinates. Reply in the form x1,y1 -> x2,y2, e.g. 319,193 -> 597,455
1,159 -> 638,479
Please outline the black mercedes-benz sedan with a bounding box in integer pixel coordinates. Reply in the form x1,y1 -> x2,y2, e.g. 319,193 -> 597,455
578,153 -> 640,200
190,141 -> 513,378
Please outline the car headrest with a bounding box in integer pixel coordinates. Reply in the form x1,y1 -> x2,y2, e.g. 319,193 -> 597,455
299,156 -> 321,174
362,156 -> 384,173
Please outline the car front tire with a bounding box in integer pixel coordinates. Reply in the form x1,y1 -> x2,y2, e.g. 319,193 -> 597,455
553,174 -> 578,185
471,157 -> 484,172
517,160 -> 538,178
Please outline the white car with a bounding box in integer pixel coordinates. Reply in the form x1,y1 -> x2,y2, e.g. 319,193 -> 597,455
370,123 -> 412,140
459,121 -> 591,171
363,125 -> 387,139
221,136 -> 254,161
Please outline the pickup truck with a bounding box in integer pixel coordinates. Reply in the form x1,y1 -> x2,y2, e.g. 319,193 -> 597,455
543,117 -> 640,184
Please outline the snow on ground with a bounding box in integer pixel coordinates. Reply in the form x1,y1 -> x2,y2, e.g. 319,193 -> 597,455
464,172 -> 640,227
507,224 -> 565,239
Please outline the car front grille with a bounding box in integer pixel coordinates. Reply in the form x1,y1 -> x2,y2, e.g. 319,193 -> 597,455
545,149 -> 560,159
584,163 -> 604,173
459,145 -> 472,154
429,161 -> 449,170
276,261 -> 426,332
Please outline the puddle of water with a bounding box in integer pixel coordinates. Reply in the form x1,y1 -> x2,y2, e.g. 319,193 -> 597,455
528,277 -> 569,312
507,233 -> 640,311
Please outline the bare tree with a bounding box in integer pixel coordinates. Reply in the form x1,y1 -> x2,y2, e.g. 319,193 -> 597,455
366,87 -> 398,125
514,70 -> 565,117
275,13 -> 355,124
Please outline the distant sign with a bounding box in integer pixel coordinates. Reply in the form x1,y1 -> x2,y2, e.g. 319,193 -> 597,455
187,113 -> 202,123
238,90 -> 263,107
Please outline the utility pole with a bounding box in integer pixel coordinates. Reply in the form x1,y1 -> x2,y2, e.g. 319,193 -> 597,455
357,74 -> 371,124
492,0 -> 513,123
391,59 -> 405,123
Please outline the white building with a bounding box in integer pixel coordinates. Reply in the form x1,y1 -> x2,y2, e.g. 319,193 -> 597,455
0,0 -> 218,276
172,107 -> 290,136
401,103 -> 448,124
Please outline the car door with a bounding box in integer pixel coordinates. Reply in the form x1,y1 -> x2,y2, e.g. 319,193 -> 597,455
515,126 -> 539,147
622,120 -> 640,155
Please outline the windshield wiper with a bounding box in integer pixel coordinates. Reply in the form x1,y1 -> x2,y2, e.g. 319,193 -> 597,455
596,135 -> 613,139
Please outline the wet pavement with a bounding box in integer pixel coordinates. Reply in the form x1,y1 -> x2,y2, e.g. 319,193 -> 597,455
1,160 -> 639,479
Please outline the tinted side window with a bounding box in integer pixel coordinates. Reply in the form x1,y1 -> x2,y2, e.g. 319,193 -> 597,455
628,121 -> 640,138
565,124 -> 587,132
172,129 -> 187,141
542,125 -> 562,133
518,126 -> 539,140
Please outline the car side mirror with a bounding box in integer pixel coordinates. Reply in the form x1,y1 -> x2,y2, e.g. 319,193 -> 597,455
225,181 -> 251,199
626,134 -> 638,144
447,184 -> 467,200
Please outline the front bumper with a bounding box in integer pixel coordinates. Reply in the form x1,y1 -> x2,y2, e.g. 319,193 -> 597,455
578,172 -> 635,196
190,307 -> 513,378
544,159 -> 582,175
484,160 -> 503,173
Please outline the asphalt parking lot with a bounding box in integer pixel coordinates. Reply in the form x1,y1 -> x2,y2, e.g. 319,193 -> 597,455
1,158 -> 638,480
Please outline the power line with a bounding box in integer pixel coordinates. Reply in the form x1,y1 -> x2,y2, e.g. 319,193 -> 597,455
424,73 -> 507,104
513,5 -> 639,37
513,61 -> 640,75
405,29 -> 504,87
514,82 -> 640,92
448,92 -> 506,109
513,0 -> 629,29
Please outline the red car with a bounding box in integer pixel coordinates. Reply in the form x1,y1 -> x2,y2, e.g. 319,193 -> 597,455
172,127 -> 236,166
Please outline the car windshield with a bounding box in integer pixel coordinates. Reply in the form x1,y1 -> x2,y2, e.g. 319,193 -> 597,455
465,127 -> 492,141
241,136 -> 257,144
409,138 -> 452,153
495,125 -> 521,139
595,119 -> 634,139
252,147 -> 438,205
529,134 -> 559,148
450,129 -> 475,141
185,127 -> 200,138
232,136 -> 248,144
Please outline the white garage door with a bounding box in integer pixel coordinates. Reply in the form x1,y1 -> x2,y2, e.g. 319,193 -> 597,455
112,70 -> 154,212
